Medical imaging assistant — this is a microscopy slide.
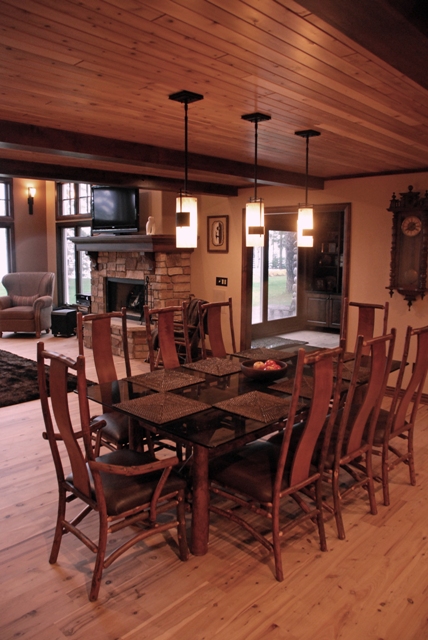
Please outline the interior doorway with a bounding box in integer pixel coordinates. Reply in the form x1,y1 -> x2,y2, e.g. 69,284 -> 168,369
240,203 -> 351,350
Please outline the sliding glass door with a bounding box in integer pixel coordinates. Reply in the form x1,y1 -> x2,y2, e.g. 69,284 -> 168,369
251,211 -> 305,339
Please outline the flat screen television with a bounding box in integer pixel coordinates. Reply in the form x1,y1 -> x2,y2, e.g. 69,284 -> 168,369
91,186 -> 139,234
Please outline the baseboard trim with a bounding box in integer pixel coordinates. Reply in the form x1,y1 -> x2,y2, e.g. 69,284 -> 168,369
385,385 -> 428,405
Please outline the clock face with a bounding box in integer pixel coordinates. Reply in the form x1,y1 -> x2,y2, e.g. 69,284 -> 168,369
401,215 -> 422,236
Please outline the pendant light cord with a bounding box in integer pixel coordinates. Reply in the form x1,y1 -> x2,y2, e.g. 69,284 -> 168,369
305,135 -> 309,207
184,101 -> 188,195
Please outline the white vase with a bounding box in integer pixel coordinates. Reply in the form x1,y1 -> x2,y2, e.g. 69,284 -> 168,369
146,216 -> 155,235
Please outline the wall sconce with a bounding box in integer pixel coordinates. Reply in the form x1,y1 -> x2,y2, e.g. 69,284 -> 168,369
27,187 -> 36,215
242,112 -> 271,247
169,90 -> 204,248
294,130 -> 320,247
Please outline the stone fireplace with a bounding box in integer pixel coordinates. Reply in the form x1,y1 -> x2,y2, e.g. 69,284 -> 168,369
72,235 -> 192,359
106,277 -> 151,322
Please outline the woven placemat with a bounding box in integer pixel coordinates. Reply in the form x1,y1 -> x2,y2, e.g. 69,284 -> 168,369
214,390 -> 291,423
234,347 -> 298,361
114,392 -> 211,424
333,360 -> 371,383
343,351 -> 356,362
126,369 -> 204,392
183,357 -> 241,377
271,375 -> 349,398
270,375 -> 315,398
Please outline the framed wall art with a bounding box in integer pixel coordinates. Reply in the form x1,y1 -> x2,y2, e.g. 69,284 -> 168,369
207,215 -> 229,253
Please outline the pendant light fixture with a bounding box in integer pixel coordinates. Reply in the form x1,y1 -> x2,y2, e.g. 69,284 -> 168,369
242,112 -> 271,247
295,129 -> 321,247
169,90 -> 204,248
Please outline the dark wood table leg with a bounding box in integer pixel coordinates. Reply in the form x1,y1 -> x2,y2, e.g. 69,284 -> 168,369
191,445 -> 209,556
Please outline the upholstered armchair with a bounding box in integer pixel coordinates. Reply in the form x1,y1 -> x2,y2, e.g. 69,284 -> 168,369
0,272 -> 55,338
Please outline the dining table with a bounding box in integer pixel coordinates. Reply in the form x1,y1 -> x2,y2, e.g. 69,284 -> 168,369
85,343 -> 315,556
85,340 -> 402,556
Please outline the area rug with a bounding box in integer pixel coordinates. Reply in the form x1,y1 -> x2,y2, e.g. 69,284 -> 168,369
0,348 -> 80,408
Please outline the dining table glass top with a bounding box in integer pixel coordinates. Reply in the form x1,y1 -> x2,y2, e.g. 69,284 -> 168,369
86,352 -> 308,452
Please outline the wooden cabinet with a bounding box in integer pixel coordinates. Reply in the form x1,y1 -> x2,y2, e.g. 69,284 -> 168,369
304,210 -> 344,329
306,293 -> 341,329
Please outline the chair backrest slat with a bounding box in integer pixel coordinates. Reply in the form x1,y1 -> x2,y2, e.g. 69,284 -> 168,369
288,346 -> 344,487
392,325 -> 428,434
77,308 -> 131,384
37,342 -> 91,498
341,298 -> 389,356
339,330 -> 396,456
144,303 -> 191,370
198,298 -> 236,358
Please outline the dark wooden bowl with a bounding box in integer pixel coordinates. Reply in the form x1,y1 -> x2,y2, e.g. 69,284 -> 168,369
240,359 -> 288,382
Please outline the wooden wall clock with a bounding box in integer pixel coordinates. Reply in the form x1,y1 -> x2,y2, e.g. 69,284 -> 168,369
387,185 -> 428,307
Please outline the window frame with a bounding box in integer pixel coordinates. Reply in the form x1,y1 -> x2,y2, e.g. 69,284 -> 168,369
0,179 -> 16,275
56,182 -> 92,304
56,182 -> 92,221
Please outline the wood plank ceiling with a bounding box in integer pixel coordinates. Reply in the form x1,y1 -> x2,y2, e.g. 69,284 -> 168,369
1,0 -> 428,194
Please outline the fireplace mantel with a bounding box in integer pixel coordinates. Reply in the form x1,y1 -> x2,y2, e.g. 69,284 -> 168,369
70,234 -> 193,254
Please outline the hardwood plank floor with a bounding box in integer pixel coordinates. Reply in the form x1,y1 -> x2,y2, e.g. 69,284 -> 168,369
1,332 -> 428,639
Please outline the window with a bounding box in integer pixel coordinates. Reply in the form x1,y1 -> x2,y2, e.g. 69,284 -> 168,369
59,183 -> 91,217
56,183 -> 92,304
0,181 -> 14,296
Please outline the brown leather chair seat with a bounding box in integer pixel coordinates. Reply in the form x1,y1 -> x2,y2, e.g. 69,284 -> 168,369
210,438 -> 318,504
66,448 -> 187,517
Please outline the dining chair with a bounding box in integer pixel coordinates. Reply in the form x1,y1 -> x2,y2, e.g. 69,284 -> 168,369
372,324 -> 428,505
198,297 -> 237,358
209,344 -> 344,582
77,308 -> 133,452
37,341 -> 189,602
329,330 -> 396,539
340,298 -> 389,356
143,302 -> 192,371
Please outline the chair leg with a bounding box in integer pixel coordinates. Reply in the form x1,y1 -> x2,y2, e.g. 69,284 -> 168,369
365,451 -> 378,515
89,514 -> 108,602
408,428 -> 416,486
49,487 -> 67,564
271,503 -> 284,582
332,467 -> 346,540
315,480 -> 328,552
382,443 -> 391,507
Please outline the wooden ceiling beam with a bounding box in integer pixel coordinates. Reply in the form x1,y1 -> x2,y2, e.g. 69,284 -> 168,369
0,120 -> 324,190
0,159 -> 238,196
